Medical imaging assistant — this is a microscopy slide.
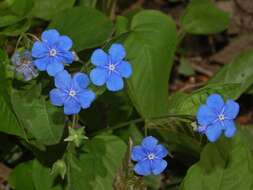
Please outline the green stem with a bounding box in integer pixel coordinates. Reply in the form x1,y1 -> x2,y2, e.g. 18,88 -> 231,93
26,33 -> 40,41
91,114 -> 195,136
71,114 -> 78,128
144,123 -> 148,137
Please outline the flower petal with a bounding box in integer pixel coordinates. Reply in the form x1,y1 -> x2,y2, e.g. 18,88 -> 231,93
134,160 -> 151,176
154,145 -> 168,159
197,105 -> 217,126
55,70 -> 71,90
141,136 -> 158,151
106,73 -> 124,91
32,41 -> 48,58
117,61 -> 132,78
58,35 -> 73,50
46,61 -> 64,76
131,145 -> 146,161
50,89 -> 64,106
64,98 -> 81,115
151,159 -> 167,175
206,94 -> 225,113
34,57 -> 48,71
23,70 -> 33,81
224,120 -> 237,138
109,43 -> 126,62
205,123 -> 223,142
90,68 -> 108,86
59,51 -> 74,64
91,49 -> 108,66
41,29 -> 60,45
224,100 -> 240,119
11,52 -> 21,66
77,90 -> 96,109
73,72 -> 90,89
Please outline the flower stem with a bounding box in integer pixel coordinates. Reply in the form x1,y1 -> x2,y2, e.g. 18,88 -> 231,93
71,114 -> 78,128
26,33 -> 40,41
91,114 -> 195,136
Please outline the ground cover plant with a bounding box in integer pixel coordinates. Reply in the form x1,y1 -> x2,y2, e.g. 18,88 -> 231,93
0,0 -> 253,189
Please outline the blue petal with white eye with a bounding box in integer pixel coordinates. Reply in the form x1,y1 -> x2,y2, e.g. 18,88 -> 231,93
134,159 -> 151,176
205,123 -> 223,142
77,90 -> 96,109
41,29 -> 60,45
131,146 -> 146,162
109,43 -> 126,62
151,159 -> 167,175
90,68 -> 108,86
224,120 -> 237,138
91,49 -> 108,66
55,70 -> 72,90
63,98 -> 81,115
106,73 -> 124,91
117,61 -> 132,78
224,100 -> 240,119
47,62 -> 64,76
206,94 -> 225,113
50,89 -> 65,106
141,136 -> 158,151
73,72 -> 90,89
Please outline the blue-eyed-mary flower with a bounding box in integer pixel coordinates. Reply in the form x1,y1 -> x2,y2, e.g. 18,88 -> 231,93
131,136 -> 168,176
32,29 -> 74,76
197,94 -> 240,142
11,50 -> 38,81
90,43 -> 132,91
50,70 -> 96,115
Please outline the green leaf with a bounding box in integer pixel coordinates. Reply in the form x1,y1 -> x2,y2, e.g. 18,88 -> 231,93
124,10 -> 178,118
78,0 -> 97,7
180,133 -> 253,190
0,15 -> 23,27
181,0 -> 230,34
32,160 -> 63,190
67,135 -> 127,190
11,87 -> 64,145
169,83 -> 241,115
31,0 -> 75,20
0,19 -> 31,36
115,16 -> 129,37
8,161 -> 35,190
0,49 -> 25,137
209,50 -> 253,96
9,0 -> 34,16
49,7 -> 113,51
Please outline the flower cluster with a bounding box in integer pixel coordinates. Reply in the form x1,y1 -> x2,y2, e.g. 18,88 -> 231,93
18,29 -> 133,115
196,94 -> 240,142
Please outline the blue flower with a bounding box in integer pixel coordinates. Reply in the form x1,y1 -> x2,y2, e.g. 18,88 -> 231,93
131,136 -> 168,176
50,70 -> 96,115
32,29 -> 74,76
90,43 -> 132,91
197,94 -> 240,142
11,50 -> 38,81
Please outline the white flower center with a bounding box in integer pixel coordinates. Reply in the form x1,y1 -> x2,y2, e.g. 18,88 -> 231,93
108,63 -> 116,71
69,90 -> 76,97
218,114 -> 225,121
147,153 -> 156,160
49,49 -> 57,57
